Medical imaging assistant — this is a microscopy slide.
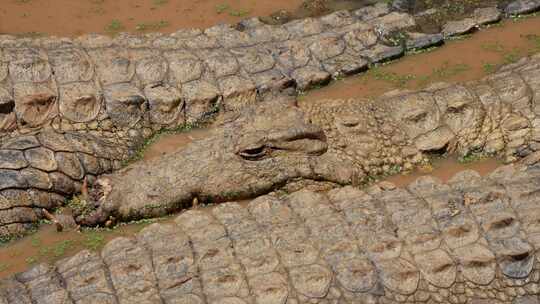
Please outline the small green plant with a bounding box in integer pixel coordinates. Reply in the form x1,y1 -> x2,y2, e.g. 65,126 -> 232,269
387,165 -> 402,176
136,20 -> 169,31
35,240 -> 74,258
52,240 -> 73,257
214,3 -> 250,16
433,61 -> 470,78
30,235 -> 41,247
369,68 -> 415,87
458,152 -> 484,164
215,3 -> 229,14
153,0 -> 168,5
0,263 -> 9,272
105,19 -> 124,32
503,49 -> 521,64
25,256 -> 37,265
229,9 -> 250,17
83,232 -> 105,251
482,62 -> 497,74
38,246 -> 50,256
481,41 -> 505,53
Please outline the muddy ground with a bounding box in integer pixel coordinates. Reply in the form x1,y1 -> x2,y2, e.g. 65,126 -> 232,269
0,0 -> 380,37
0,0 -> 524,37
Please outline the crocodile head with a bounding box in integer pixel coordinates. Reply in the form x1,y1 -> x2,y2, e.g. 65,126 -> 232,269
78,99 -> 330,225
232,99 -> 328,162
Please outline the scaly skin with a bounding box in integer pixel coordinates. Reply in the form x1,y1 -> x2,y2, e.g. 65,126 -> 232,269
4,163 -> 540,303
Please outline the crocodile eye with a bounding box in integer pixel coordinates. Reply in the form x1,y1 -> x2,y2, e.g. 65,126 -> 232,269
239,146 -> 267,160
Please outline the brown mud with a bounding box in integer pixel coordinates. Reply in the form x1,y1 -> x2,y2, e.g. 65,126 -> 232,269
142,128 -> 211,161
0,0 -> 377,37
384,156 -> 501,188
302,16 -> 540,102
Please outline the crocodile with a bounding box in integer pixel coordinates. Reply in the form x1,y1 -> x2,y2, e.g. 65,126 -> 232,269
67,53 -> 540,227
4,162 -> 540,303
2,50 -> 540,236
